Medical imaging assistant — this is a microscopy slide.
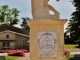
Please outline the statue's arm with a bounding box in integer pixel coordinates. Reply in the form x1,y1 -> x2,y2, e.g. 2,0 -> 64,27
48,4 -> 60,14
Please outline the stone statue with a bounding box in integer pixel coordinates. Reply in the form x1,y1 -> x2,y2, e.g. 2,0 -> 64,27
31,0 -> 60,19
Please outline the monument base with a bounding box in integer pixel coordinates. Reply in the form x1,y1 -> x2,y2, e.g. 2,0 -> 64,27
27,19 -> 67,60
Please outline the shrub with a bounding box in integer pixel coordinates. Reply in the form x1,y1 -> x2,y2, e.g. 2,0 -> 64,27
0,49 -> 28,56
0,49 -> 28,53
64,50 -> 70,57
0,50 -> 6,53
20,49 -> 28,53
8,50 -> 25,56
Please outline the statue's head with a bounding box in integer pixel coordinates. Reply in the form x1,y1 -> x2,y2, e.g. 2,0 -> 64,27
56,0 -> 59,2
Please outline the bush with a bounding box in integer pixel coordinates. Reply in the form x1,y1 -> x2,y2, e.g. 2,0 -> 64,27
8,50 -> 25,56
20,49 -> 28,53
0,50 -> 5,53
0,49 -> 28,56
64,50 -> 70,57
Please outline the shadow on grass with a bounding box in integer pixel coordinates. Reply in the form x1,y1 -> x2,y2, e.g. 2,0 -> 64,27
0,56 -> 6,60
75,46 -> 80,48
69,54 -> 80,60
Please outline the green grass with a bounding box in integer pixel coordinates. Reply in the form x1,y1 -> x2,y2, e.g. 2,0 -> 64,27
5,56 -> 20,60
65,54 -> 75,60
64,44 -> 79,49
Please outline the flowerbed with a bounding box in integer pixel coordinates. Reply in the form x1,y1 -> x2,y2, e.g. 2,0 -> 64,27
8,50 -> 25,56
0,49 -> 28,56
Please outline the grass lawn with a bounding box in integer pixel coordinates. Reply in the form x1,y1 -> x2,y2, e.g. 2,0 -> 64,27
64,44 -> 79,49
5,56 -> 20,60
65,54 -> 75,60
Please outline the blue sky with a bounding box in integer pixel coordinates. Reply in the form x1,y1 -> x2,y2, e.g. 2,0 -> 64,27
0,0 -> 75,31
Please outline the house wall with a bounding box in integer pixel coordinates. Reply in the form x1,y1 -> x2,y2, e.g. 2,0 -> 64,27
0,31 -> 29,50
0,42 -> 2,49
10,42 -> 15,49
0,32 -> 15,40
15,34 -> 29,50
0,32 -> 15,49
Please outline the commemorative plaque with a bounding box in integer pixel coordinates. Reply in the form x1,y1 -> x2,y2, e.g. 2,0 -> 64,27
38,32 -> 57,57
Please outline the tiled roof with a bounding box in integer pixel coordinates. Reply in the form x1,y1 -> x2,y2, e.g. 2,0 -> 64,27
0,24 -> 29,35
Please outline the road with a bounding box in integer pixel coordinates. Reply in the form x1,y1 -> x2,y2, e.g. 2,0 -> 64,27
70,52 -> 80,54
0,53 -> 29,56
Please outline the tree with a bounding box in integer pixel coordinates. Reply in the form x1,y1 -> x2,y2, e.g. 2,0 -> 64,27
21,17 -> 30,30
0,5 -> 20,25
65,0 -> 80,46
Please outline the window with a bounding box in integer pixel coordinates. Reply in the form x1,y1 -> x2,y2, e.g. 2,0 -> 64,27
6,35 -> 9,38
2,42 -> 10,48
23,40 -> 26,46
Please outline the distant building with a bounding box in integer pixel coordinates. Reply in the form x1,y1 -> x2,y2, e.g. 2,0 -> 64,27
0,24 -> 29,50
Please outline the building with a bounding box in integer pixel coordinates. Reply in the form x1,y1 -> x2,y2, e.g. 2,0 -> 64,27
0,24 -> 29,50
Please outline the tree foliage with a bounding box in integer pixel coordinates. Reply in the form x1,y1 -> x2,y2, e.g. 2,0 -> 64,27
0,5 -> 20,25
65,0 -> 80,45
21,17 -> 30,30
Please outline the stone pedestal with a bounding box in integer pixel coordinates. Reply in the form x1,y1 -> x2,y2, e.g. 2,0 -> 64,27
27,19 -> 67,60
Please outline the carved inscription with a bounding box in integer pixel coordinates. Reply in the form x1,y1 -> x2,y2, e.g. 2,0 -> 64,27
38,32 -> 57,57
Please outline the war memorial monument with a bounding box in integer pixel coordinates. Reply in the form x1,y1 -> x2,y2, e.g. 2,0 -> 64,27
27,0 -> 67,60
